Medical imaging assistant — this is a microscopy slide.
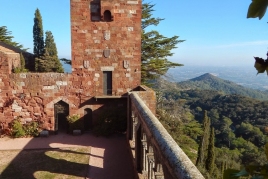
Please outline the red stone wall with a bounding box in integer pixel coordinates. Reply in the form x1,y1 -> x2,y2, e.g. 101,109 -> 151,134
0,0 -> 142,132
71,0 -> 142,96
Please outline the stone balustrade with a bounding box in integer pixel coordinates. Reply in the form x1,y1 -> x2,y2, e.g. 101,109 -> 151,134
128,92 -> 204,179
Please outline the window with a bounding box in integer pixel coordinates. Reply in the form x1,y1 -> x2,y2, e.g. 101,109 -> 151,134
90,1 -> 101,21
103,10 -> 112,22
103,71 -> 112,95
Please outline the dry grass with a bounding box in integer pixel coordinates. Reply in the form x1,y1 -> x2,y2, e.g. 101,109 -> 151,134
0,147 -> 90,179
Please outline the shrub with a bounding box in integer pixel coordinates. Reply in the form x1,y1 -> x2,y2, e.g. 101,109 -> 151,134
23,121 -> 39,137
11,118 -> 25,138
10,118 -> 40,138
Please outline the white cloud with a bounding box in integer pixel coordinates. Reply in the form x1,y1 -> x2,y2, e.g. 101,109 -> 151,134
214,40 -> 268,48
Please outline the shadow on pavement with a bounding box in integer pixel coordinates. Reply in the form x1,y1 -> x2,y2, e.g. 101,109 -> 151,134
0,132 -> 136,179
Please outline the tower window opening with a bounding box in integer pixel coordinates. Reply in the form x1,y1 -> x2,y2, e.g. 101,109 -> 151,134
103,10 -> 113,22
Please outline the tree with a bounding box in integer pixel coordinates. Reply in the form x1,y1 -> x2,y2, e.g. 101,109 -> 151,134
35,31 -> 63,73
196,110 -> 211,166
0,26 -> 25,49
44,31 -> 58,57
141,3 -> 184,84
33,8 -> 44,57
205,127 -> 215,175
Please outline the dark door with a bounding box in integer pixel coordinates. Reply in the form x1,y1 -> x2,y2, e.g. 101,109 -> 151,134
54,100 -> 69,134
84,108 -> 93,131
103,71 -> 112,95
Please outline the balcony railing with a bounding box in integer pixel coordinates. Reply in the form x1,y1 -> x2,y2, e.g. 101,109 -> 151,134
128,92 -> 204,179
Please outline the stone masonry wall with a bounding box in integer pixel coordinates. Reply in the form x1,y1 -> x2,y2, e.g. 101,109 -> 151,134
0,0 -> 142,132
71,0 -> 142,96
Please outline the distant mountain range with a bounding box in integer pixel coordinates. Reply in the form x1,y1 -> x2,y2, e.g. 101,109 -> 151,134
175,73 -> 268,100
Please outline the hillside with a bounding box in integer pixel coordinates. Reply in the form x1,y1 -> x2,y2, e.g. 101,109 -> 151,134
177,73 -> 268,100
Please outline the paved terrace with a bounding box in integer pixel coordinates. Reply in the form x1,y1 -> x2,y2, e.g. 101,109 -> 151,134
0,133 -> 136,179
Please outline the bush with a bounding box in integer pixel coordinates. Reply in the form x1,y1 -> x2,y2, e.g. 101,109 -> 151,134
10,118 -> 40,138
23,121 -> 39,137
11,118 -> 25,138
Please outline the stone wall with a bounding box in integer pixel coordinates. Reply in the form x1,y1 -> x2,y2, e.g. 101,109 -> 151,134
0,0 -> 142,132
129,92 -> 204,179
71,0 -> 142,96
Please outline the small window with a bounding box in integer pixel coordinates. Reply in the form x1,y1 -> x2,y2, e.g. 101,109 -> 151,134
103,71 -> 112,95
90,1 -> 101,21
103,10 -> 112,22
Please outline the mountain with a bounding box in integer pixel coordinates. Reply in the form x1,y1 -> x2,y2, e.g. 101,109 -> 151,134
176,73 -> 268,100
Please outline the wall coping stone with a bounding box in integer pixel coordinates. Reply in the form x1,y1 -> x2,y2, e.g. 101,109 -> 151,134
130,92 -> 204,179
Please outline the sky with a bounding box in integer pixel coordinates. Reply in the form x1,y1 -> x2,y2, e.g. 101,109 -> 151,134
0,0 -> 268,67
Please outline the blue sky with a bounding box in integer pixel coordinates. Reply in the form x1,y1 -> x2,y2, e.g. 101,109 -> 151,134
0,1 -> 268,67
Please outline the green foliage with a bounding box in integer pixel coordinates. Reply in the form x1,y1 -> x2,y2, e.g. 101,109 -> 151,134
93,109 -> 127,137
247,0 -> 268,19
176,73 -> 268,100
10,118 -> 40,138
11,118 -> 25,138
196,110 -> 210,166
33,8 -> 44,57
23,121 -> 39,137
154,78 -> 268,178
205,127 -> 215,175
0,26 -> 25,49
141,3 -> 184,85
44,31 -> 58,57
35,31 -> 63,72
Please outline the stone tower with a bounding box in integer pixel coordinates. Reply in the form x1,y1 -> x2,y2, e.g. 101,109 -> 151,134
0,0 -> 142,132
71,0 -> 142,97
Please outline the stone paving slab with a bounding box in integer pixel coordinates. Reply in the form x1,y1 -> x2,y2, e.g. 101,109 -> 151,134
0,133 -> 137,179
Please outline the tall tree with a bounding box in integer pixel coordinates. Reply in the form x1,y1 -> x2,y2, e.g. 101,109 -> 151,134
196,110 -> 210,166
0,26 -> 25,49
33,8 -> 44,57
35,31 -> 63,73
206,127 -> 215,175
44,31 -> 58,58
141,3 -> 184,85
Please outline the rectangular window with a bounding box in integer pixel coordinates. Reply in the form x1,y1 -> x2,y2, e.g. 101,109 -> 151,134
103,71 -> 112,95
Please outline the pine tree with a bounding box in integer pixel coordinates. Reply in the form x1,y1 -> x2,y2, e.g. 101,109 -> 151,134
33,8 -> 44,57
0,26 -> 25,49
35,31 -> 64,73
196,110 -> 210,166
141,3 -> 184,85
44,31 -> 58,57
206,127 -> 215,175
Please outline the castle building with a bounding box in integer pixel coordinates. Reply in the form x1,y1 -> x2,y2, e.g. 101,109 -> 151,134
0,1 -> 204,178
0,0 -> 142,133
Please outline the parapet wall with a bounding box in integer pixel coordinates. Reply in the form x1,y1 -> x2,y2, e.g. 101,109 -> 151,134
128,92 -> 204,179
0,73 -> 73,130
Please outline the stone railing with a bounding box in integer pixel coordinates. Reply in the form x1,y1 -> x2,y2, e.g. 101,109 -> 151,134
128,92 -> 204,179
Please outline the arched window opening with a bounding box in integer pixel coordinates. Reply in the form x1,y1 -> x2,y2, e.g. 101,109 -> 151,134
103,10 -> 113,22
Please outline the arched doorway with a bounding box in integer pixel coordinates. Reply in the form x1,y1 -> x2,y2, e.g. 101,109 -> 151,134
54,100 -> 69,134
84,108 -> 93,131
103,10 -> 112,22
